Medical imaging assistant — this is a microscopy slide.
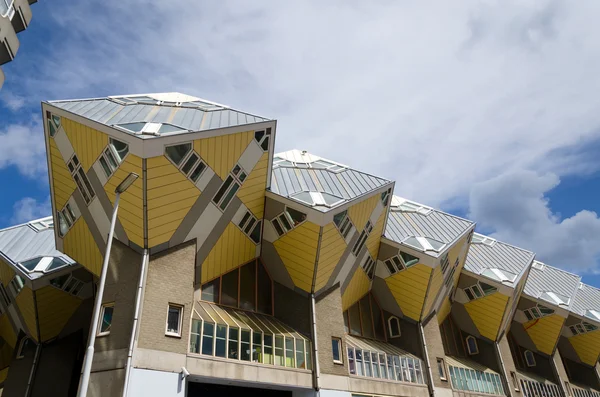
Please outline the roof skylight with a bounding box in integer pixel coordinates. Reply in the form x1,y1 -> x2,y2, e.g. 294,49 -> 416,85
115,122 -> 187,135
29,217 -> 54,232
539,291 -> 570,306
584,310 -> 600,322
402,236 -> 446,253
19,256 -> 68,274
272,156 -> 346,172
289,191 -> 344,209
471,234 -> 496,246
110,96 -> 224,110
481,268 -> 517,283
393,200 -> 433,215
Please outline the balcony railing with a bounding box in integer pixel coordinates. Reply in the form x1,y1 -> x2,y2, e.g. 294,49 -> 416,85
447,356 -> 505,396
519,377 -> 561,397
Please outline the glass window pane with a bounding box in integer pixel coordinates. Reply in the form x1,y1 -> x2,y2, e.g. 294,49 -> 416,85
190,319 -> 201,353
215,325 -> 227,358
372,352 -> 380,378
190,162 -> 206,182
296,339 -> 305,369
332,338 -> 341,362
356,350 -> 364,376
220,182 -> 240,210
348,303 -> 361,335
379,354 -> 387,379
228,327 -> 239,359
387,356 -> 395,380
348,348 -> 356,374
364,351 -> 372,377
202,322 -> 214,355
201,278 -> 220,303
275,335 -> 284,366
359,296 -> 374,339
181,153 -> 198,175
263,334 -> 274,364
241,330 -> 251,361
285,337 -> 295,367
221,270 -> 238,307
100,306 -> 113,333
252,331 -> 262,362
239,261 -> 256,311
257,261 -> 272,314
167,306 -> 181,334
165,143 -> 191,165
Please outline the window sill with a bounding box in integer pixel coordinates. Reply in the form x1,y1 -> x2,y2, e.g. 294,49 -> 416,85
165,332 -> 182,339
333,360 -> 344,365
97,332 -> 110,338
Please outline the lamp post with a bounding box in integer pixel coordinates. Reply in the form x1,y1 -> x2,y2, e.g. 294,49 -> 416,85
77,172 -> 139,397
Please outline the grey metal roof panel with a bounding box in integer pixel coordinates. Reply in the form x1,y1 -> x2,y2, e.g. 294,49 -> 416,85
0,218 -> 76,280
270,150 -> 392,211
49,93 -> 271,135
464,238 -> 534,287
570,284 -> 600,318
523,263 -> 580,309
384,197 -> 474,245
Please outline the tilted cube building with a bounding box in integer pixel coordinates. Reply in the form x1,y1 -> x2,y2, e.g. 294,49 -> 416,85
0,92 -> 599,397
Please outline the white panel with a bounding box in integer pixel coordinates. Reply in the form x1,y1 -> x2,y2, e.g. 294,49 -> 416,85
454,289 -> 469,304
231,203 -> 249,226
255,244 -> 261,258
186,203 -> 222,247
375,260 -> 390,279
238,140 -> 262,174
262,221 -> 278,243
53,127 -> 75,161
127,368 -> 185,397
370,200 -> 384,224
333,252 -> 358,286
344,226 -> 356,245
66,196 -> 80,219
92,161 -> 109,186
88,198 -> 111,244
195,166 -> 215,192
318,390 -> 350,397
514,311 -> 527,323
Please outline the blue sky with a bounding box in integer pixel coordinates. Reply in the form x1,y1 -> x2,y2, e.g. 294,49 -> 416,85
1,0 -> 599,284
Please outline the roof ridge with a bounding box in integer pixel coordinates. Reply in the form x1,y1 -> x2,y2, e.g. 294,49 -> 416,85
534,261 -> 581,280
391,195 -> 474,225
0,215 -> 53,233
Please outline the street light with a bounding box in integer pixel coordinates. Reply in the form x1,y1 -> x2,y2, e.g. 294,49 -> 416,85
78,172 -> 139,397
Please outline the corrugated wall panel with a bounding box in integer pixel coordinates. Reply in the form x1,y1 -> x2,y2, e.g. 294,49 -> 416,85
146,155 -> 200,248
385,264 -> 432,321
422,265 -> 443,316
15,287 -> 37,341
105,154 -> 144,247
273,221 -> 320,292
63,217 -> 103,276
569,331 -> 600,366
341,269 -> 370,311
315,223 -> 346,291
524,314 -> 564,355
0,314 -> 16,347
201,222 -> 257,283
236,152 -> 268,219
49,138 -> 77,211
348,195 -> 378,232
464,292 -> 509,341
0,259 -> 15,288
194,131 -> 254,180
62,118 -> 108,172
36,286 -> 82,342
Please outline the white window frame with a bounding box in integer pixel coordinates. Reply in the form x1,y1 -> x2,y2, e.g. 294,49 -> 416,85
16,337 -> 29,359
352,221 -> 373,256
97,303 -> 115,337
9,275 -> 24,297
46,111 -> 61,137
237,210 -> 262,244
524,304 -> 554,321
471,233 -> 497,246
212,164 -> 247,212
254,128 -> 272,152
333,210 -> 354,239
165,304 -> 184,337
388,316 -> 401,338
165,144 -> 208,184
361,255 -> 376,280
394,199 -> 433,215
67,154 -> 95,205
272,155 -> 346,173
466,336 -> 479,355
463,282 -> 497,302
403,236 -> 446,253
524,350 -> 536,367
332,337 -> 343,364
271,207 -> 307,237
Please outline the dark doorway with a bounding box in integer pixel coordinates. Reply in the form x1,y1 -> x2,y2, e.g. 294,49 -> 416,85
187,382 -> 293,397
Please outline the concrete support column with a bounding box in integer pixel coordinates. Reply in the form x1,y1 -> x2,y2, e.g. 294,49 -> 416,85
496,334 -> 522,397
422,314 -> 453,397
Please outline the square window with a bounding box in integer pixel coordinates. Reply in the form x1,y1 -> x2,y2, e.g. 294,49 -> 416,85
98,303 -> 114,336
437,358 -> 447,381
166,304 -> 183,337
332,337 -> 343,364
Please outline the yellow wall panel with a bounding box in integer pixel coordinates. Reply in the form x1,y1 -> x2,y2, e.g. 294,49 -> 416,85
0,367 -> 8,383
0,259 -> 15,288
341,269 -> 371,311
62,118 -> 108,172
348,195 -> 379,232
365,210 -> 386,259
194,131 -> 254,180
15,287 -> 37,341
422,265 -> 443,317
524,314 -> 565,355
385,264 -> 432,321
315,223 -> 346,291
201,222 -> 257,283
569,331 -> 600,366
437,297 -> 452,324
0,314 -> 16,348
49,138 -> 77,210
63,217 -> 103,276
36,286 -> 82,342
105,154 -> 144,247
464,292 -> 509,341
146,155 -> 200,247
273,221 -> 320,292
237,152 -> 268,219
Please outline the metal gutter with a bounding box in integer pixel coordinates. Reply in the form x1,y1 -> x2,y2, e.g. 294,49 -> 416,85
418,321 -> 436,397
494,338 -> 514,397
122,248 -> 149,397
309,226 -> 324,391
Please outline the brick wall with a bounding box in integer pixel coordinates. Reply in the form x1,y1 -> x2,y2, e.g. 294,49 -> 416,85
315,285 -> 348,377
423,314 -> 452,390
138,240 -> 196,354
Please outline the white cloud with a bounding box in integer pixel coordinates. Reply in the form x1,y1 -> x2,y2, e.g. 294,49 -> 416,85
0,91 -> 26,112
11,197 -> 51,224
0,120 -> 47,178
469,170 -> 600,273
